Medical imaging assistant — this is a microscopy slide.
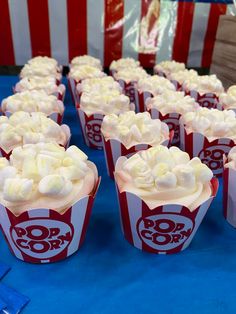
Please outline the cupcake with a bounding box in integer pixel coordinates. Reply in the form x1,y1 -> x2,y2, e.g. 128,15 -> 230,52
70,55 -> 102,69
146,90 -> 199,146
78,90 -> 134,149
154,61 -> 185,78
14,77 -> 66,101
168,69 -> 198,91
183,74 -> 224,109
101,111 -> 170,177
180,108 -> 236,175
109,58 -> 140,76
114,145 -> 217,254
219,85 -> 236,112
113,67 -> 148,107
0,112 -> 70,158
0,143 -> 99,263
135,75 -> 176,112
1,90 -> 65,124
223,147 -> 236,227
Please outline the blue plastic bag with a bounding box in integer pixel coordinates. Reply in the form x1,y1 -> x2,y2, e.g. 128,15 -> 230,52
0,263 -> 10,280
0,283 -> 29,314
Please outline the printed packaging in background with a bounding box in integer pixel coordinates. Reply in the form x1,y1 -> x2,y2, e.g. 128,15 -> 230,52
0,179 -> 100,263
185,90 -> 219,109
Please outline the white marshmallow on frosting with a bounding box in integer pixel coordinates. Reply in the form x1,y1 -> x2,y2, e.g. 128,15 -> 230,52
154,61 -> 185,77
1,90 -> 64,116
80,90 -> 134,116
181,107 -> 236,141
27,56 -> 58,68
101,111 -> 169,149
15,77 -> 65,96
219,85 -> 236,110
110,58 -> 140,72
0,143 -> 98,214
169,69 -> 198,85
114,67 -> 148,83
0,112 -> 70,153
224,146 -> 236,169
115,145 -> 213,210
70,55 -> 102,69
77,76 -> 122,95
146,90 -> 199,116
20,63 -> 61,81
69,65 -> 106,82
136,75 -> 175,95
183,74 -> 224,96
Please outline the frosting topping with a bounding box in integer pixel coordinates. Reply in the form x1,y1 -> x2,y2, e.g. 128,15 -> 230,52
224,146 -> 236,169
77,76 -> 122,95
110,58 -> 140,71
137,75 -> 175,95
183,74 -> 224,96
15,77 -> 65,95
219,85 -> 236,109
154,61 -> 185,76
71,55 -> 102,69
169,69 -> 198,85
114,67 -> 148,83
69,65 -> 106,82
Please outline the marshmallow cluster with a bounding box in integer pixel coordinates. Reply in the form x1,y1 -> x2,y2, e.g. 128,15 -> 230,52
146,90 -> 199,115
225,146 -> 236,169
183,74 -> 224,96
110,58 -> 140,72
181,108 -> 236,140
114,67 -> 148,83
154,61 -> 185,77
219,85 -> 236,110
169,69 -> 198,85
80,90 -> 133,116
137,75 -> 175,95
71,55 -> 102,69
0,143 -> 97,213
1,90 -> 64,116
0,112 -> 70,153
115,145 -> 213,210
77,76 -> 122,95
69,65 -> 106,82
102,111 -> 169,148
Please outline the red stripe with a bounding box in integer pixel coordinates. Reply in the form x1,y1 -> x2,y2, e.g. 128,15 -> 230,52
67,0 -> 87,61
172,2 -> 195,63
0,0 -> 15,64
27,0 -> 51,57
104,0 -> 124,67
201,4 -> 227,68
184,128 -> 194,159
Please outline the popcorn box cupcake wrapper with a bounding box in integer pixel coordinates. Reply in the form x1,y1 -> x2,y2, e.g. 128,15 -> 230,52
179,123 -> 235,176
67,77 -> 78,105
117,80 -> 137,110
135,91 -> 153,113
115,178 -> 218,254
170,80 -> 182,91
77,107 -> 104,150
109,69 -> 116,77
223,160 -> 236,228
102,131 -> 173,178
153,69 -> 167,78
148,108 -> 181,146
0,178 -> 100,264
186,90 -> 219,109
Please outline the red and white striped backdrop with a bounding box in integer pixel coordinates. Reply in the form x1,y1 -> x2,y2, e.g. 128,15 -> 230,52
0,0 -> 235,67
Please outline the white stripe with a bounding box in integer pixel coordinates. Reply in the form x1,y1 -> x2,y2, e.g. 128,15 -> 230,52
48,0 -> 69,65
78,109 -> 88,146
115,183 -> 124,234
122,0 -> 141,60
110,139 -> 122,172
156,1 -> 178,63
193,133 -> 205,158
179,122 -> 185,151
162,204 -> 183,214
126,193 -> 142,250
8,0 -> 31,64
0,206 -> 23,260
28,209 -> 50,218
227,4 -> 236,15
187,3 -> 210,67
87,0 -> 104,65
218,138 -> 231,145
67,197 -> 89,255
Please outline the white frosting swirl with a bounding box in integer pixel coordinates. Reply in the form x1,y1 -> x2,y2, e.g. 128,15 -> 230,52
0,143 -> 97,214
146,90 -> 199,115
27,56 -> 58,67
115,146 -> 213,210
154,61 -> 185,77
224,146 -> 236,169
114,67 -> 148,83
0,112 -> 70,153
76,76 -> 122,95
2,90 -> 64,115
15,77 -> 65,95
71,55 -> 102,69
110,58 -> 140,71
137,75 -> 175,95
80,90 -> 133,116
219,85 -> 236,109
181,108 -> 236,141
101,111 -> 169,148
20,63 -> 61,81
169,69 -> 198,85
69,65 -> 106,82
183,74 -> 224,96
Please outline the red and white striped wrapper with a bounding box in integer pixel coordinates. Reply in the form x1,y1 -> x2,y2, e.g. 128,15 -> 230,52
185,90 -> 219,109
117,80 -> 138,111
0,178 -> 100,263
135,91 -> 153,113
169,80 -> 183,91
148,108 -> 181,146
216,103 -> 236,114
114,177 -> 218,254
77,107 -> 104,150
179,123 -> 235,176
153,69 -> 167,78
67,77 -> 78,106
102,132 -> 173,179
223,159 -> 236,228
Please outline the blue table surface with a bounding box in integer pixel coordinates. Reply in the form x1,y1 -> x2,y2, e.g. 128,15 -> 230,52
0,76 -> 236,314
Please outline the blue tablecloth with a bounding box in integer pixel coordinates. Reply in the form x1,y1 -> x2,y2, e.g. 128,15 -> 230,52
0,76 -> 236,314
